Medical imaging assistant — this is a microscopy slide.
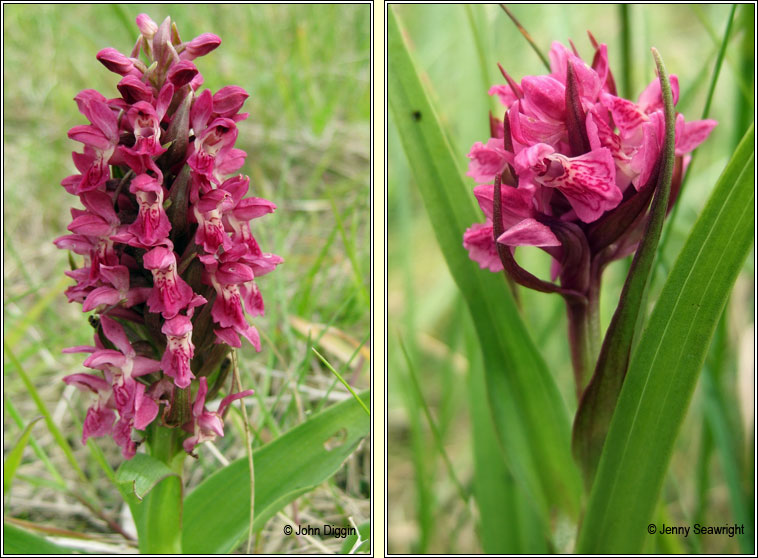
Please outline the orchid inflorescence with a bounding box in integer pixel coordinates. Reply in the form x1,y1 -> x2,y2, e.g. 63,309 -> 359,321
56,14 -> 281,459
463,34 -> 716,387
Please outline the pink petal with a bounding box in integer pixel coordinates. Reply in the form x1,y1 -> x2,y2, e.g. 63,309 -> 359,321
124,287 -> 152,308
68,125 -> 110,150
513,142 -> 555,176
630,111 -> 664,189
191,89 -> 213,134
84,349 -> 127,370
162,315 -> 193,337
82,286 -> 121,312
136,13 -> 158,38
472,183 -> 534,223
540,148 -> 622,223
168,61 -> 198,88
242,283 -> 264,317
193,377 -> 209,417
212,86 -> 249,118
675,119 -> 717,156
233,197 -> 277,220
156,83 -> 175,121
214,327 -> 242,348
97,48 -> 136,76
112,418 -> 136,459
217,389 -> 254,416
198,412 -> 225,438
68,214 -> 110,236
600,93 -> 647,141
182,33 -> 222,61
220,175 -> 250,202
216,262 -> 254,285
132,356 -> 163,377
100,315 -> 135,357
239,324 -> 262,351
82,405 -> 116,444
81,191 -> 119,223
509,107 -> 565,147
183,435 -> 200,453
637,74 -> 680,113
63,372 -> 110,393
133,383 -> 159,430
142,246 -> 175,270
496,218 -> 561,247
463,221 -> 502,273
521,75 -> 566,122
488,84 -> 518,108
117,75 -> 154,105
62,345 -> 97,354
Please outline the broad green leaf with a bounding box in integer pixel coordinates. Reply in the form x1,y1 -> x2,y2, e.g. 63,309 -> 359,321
3,416 -> 42,493
115,453 -> 178,500
182,391 -> 370,554
577,124 -> 754,553
388,6 -> 580,521
116,446 -> 183,553
572,48 -> 676,488
3,523 -> 79,554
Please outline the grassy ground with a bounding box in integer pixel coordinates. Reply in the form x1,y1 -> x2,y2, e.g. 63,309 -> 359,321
388,4 -> 753,554
3,4 -> 370,554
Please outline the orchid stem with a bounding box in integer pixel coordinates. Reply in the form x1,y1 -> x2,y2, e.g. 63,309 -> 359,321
144,425 -> 185,554
566,298 -> 593,401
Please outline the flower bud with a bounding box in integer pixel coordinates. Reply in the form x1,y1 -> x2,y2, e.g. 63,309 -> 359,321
97,48 -> 138,76
212,86 -> 249,118
181,33 -> 221,60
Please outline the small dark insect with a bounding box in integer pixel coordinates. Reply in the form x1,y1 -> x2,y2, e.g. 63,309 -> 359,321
411,110 -> 422,121
88,315 -> 100,330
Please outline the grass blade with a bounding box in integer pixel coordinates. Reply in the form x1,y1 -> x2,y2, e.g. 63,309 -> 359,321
399,339 -> 467,504
312,347 -> 369,415
465,319 -> 548,553
656,4 -> 736,272
576,124 -> 754,553
388,6 -> 580,522
3,416 -> 43,493
4,341 -> 87,484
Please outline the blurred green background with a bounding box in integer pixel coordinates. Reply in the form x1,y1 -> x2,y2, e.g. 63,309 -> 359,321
388,4 -> 753,554
3,4 -> 370,553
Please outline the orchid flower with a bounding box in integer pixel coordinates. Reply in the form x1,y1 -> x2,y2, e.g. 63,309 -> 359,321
57,13 -> 280,459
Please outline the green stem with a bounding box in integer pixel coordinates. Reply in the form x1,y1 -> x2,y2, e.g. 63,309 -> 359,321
566,298 -> 592,401
143,426 -> 185,554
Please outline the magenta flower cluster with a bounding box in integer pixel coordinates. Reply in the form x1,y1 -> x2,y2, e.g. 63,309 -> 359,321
463,37 -> 716,282
56,14 -> 281,458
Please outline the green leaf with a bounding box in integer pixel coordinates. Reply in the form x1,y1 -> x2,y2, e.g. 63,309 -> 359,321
116,450 -> 183,554
467,325 -> 547,553
115,453 -> 178,500
339,521 -> 370,554
572,48 -> 677,488
3,416 -> 42,493
388,6 -> 580,522
3,522 -> 79,554
182,390 -> 370,554
576,124 -> 755,553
